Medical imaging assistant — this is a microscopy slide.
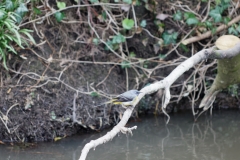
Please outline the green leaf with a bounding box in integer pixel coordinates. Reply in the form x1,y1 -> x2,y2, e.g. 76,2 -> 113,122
162,31 -> 178,45
4,34 -> 13,41
228,26 -> 238,35
223,17 -> 230,24
173,10 -> 182,21
215,0 -> 221,5
209,8 -> 222,22
54,12 -> 64,22
5,0 -> 14,10
101,11 -> 107,20
0,9 -> 6,20
184,12 -> 195,19
5,44 -> 17,54
93,38 -> 99,45
2,54 -> 8,70
205,21 -> 213,29
33,7 -> 42,15
123,0 -> 132,4
211,27 -> 217,34
15,3 -> 28,23
121,61 -> 131,69
158,54 -> 166,59
11,29 -> 22,47
129,52 -> 136,57
122,18 -> 134,30
179,43 -> 189,52
90,0 -> 99,3
17,3 -> 28,13
90,92 -> 99,97
236,25 -> 240,33
184,12 -> 199,25
50,111 -> 56,120
140,20 -> 147,27
19,29 -> 36,44
186,17 -> 199,25
112,34 -> 125,44
135,0 -> 142,6
105,40 -> 113,50
57,1 -> 66,9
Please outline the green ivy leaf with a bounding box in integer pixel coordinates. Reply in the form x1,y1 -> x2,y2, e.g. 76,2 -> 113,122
205,21 -> 213,29
122,18 -> 134,30
158,54 -> 166,59
105,40 -> 113,50
215,0 -> 221,5
121,61 -> 131,69
112,34 -> 125,44
33,7 -> 42,15
184,12 -> 199,25
90,92 -> 99,97
162,31 -> 178,45
228,26 -> 238,35
55,12 -> 64,22
5,0 -> 14,11
186,17 -> 199,25
123,0 -> 132,4
15,3 -> 28,23
211,27 -> 217,34
209,8 -> 222,22
173,10 -> 182,21
93,38 -> 99,45
184,12 -> 195,19
90,0 -> 99,3
223,17 -> 230,24
57,1 -> 66,9
236,25 -> 240,33
140,20 -> 147,27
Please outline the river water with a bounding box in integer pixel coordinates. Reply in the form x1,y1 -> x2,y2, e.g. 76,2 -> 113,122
0,110 -> 239,160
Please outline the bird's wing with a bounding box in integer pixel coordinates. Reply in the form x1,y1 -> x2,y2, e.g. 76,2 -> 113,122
113,95 -> 133,102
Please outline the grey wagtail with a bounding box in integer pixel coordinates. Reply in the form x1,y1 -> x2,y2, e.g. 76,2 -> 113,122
101,90 -> 141,107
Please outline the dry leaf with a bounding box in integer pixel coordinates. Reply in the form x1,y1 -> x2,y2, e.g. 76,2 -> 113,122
156,13 -> 169,20
121,5 -> 131,12
142,38 -> 148,47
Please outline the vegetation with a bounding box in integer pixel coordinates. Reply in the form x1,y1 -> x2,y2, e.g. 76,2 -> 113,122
1,0 -> 240,146
0,0 -> 35,69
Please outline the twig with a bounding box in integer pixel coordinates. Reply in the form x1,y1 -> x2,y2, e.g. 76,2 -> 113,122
182,15 -> 240,45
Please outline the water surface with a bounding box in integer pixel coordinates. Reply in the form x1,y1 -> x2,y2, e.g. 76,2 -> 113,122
0,110 -> 239,160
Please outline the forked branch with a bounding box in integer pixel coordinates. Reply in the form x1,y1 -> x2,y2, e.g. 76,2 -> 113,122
79,42 -> 240,160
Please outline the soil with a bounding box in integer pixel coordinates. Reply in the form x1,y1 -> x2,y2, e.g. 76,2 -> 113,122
0,0 -> 239,142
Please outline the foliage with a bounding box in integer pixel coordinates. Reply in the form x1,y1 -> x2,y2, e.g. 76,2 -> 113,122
90,92 -> 99,97
184,12 -> 199,25
54,1 -> 66,22
162,32 -> 178,45
228,84 -> 239,98
0,0 -> 35,70
121,61 -> 131,69
122,18 -> 134,30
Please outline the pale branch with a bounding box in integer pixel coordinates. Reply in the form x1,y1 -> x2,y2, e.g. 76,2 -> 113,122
182,15 -> 240,45
79,43 -> 240,160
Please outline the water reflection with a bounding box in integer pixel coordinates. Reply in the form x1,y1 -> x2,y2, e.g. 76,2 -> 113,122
0,110 -> 239,160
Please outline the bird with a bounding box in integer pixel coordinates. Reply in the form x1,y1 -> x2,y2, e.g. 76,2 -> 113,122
101,90 -> 142,107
